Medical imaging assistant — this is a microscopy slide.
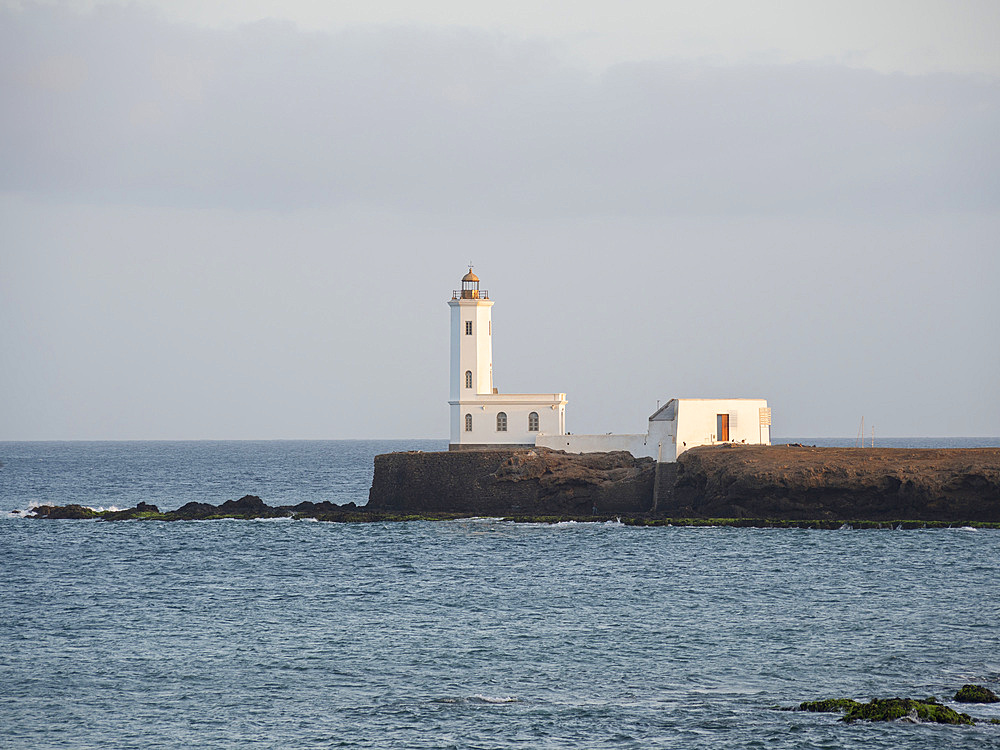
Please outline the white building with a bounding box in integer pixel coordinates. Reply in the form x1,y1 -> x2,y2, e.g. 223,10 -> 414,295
535,398 -> 771,462
448,269 -> 567,449
444,268 -> 770,459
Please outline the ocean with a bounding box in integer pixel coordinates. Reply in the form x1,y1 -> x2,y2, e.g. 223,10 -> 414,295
2,439 -> 999,748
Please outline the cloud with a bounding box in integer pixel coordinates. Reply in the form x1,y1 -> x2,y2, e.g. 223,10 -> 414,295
1,3 -> 997,216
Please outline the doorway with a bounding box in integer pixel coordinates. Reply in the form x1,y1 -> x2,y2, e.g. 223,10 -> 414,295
717,414 -> 730,442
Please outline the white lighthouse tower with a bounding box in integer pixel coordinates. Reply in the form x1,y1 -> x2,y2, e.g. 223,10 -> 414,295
448,268 -> 567,449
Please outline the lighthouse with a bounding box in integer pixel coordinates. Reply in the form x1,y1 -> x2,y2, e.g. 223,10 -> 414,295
448,268 -> 567,449
448,269 -> 494,400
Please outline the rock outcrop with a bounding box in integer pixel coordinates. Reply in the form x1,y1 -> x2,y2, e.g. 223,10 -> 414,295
28,495 -> 366,522
367,448 -> 656,515
367,445 -> 1000,521
799,697 -> 976,725
954,685 -> 1000,703
664,445 -> 1000,521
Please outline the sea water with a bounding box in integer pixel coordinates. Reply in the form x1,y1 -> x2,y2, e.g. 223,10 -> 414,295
2,439 -> 999,749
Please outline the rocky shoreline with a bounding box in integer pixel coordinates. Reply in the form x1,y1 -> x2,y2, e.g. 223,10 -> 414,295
22,500 -> 1000,527
369,445 -> 1000,522
19,445 -> 1000,525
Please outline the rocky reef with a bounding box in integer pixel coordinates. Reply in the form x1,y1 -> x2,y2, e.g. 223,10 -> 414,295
799,696 -> 977,725
955,684 -> 1000,703
26,495 -> 376,522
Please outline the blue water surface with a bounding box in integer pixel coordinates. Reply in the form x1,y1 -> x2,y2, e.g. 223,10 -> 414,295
1,440 -> 999,749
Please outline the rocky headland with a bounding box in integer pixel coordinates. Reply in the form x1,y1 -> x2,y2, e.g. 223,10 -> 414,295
665,445 -> 1000,522
368,444 -> 1000,523
22,444 -> 1000,525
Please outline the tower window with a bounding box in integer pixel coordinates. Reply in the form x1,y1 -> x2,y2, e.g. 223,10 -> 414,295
465,370 -> 472,389
465,321 -> 473,335
528,412 -> 539,431
496,412 -> 507,432
465,413 -> 473,432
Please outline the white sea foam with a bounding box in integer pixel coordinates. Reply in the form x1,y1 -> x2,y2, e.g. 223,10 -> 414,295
454,517 -> 506,523
470,694 -> 519,704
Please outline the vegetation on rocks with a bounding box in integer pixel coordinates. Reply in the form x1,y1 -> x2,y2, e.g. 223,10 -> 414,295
799,698 -> 862,713
799,696 -> 978,725
954,684 -> 1000,703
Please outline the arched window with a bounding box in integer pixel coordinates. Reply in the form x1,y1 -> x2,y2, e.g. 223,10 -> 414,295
528,412 -> 539,431
465,413 -> 473,432
496,412 -> 507,432
465,370 -> 472,389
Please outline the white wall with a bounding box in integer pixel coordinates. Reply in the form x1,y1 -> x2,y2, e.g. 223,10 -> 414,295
449,297 -> 494,401
474,304 -> 493,394
646,420 -> 678,462
648,398 -> 770,460
451,395 -> 566,445
535,433 -> 655,457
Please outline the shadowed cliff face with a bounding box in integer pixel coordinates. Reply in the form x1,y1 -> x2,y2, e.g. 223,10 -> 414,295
367,449 -> 656,515
367,445 -> 1000,522
666,445 -> 1000,521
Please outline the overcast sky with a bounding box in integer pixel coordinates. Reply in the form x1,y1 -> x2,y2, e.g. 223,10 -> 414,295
1,0 -> 998,439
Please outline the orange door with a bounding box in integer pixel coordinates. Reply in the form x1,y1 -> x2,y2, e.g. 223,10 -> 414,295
717,414 -> 729,442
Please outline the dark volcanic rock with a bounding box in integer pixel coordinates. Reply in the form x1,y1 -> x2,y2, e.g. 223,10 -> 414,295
368,448 -> 656,515
368,445 -> 1000,522
663,446 -> 1000,522
172,501 -> 219,519
216,494 -> 272,517
28,504 -> 98,519
954,685 -> 1000,703
279,500 -> 342,515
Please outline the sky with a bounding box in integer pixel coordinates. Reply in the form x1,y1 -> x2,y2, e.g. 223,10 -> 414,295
1,0 -> 998,440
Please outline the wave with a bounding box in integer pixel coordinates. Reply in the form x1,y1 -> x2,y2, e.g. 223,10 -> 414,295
451,517 -> 507,523
470,694 -> 519,704
432,694 -> 520,705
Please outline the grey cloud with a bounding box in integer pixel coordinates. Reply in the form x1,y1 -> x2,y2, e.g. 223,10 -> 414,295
2,4 -> 997,215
